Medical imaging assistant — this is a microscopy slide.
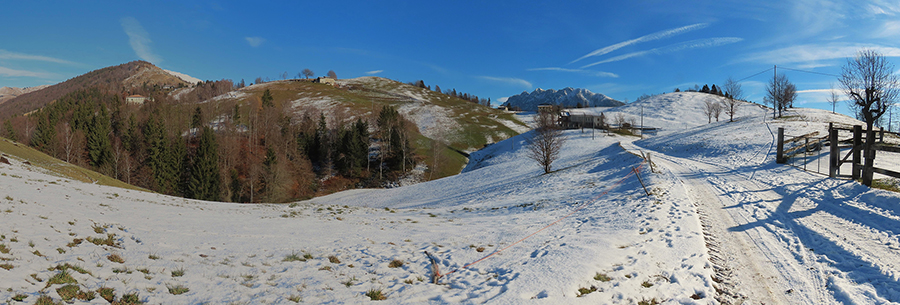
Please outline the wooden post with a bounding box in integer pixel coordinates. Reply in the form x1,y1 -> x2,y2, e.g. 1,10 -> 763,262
633,167 -> 650,196
879,127 -> 884,143
804,138 -> 808,171
829,126 -> 839,178
776,127 -> 785,164
853,125 -> 862,180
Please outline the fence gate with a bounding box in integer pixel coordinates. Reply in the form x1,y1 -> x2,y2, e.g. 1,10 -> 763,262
776,123 -> 900,185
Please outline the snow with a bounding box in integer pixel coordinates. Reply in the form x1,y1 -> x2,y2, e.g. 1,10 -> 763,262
163,70 -> 202,85
2,92 -> 900,304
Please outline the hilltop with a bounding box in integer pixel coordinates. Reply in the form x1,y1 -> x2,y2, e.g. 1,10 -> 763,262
0,61 -> 189,120
2,91 -> 898,303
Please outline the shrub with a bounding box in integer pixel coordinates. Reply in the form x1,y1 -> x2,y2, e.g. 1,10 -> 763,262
107,254 -> 125,264
365,289 -> 387,300
576,286 -> 597,297
283,251 -> 305,262
388,259 -> 403,268
97,287 -> 115,302
47,270 -> 77,286
35,295 -> 61,305
328,255 -> 341,264
56,284 -> 94,302
167,284 -> 189,295
116,292 -> 143,304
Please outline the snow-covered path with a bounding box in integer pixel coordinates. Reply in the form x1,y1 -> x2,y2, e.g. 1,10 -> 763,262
628,139 -> 900,304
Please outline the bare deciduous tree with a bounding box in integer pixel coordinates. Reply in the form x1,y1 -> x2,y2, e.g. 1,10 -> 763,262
765,74 -> 797,118
703,97 -> 716,123
526,111 -> 566,174
722,76 -> 743,122
327,70 -> 337,79
828,83 -> 840,114
712,102 -> 723,122
302,69 -> 314,79
839,49 -> 900,186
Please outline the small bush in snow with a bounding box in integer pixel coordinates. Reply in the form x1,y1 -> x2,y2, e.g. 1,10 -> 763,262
388,259 -> 403,268
365,289 -> 387,300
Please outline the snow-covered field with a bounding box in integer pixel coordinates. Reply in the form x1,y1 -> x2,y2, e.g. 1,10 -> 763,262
2,92 -> 899,304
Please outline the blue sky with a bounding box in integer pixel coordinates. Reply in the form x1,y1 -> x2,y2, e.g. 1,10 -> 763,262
3,1 -> 900,120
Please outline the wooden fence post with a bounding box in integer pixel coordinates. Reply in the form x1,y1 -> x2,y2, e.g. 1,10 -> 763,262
776,128 -> 785,164
853,125 -> 862,180
829,126 -> 838,178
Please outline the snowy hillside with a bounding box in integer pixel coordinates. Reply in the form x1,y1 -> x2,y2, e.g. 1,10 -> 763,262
503,87 -> 623,111
566,92 -> 769,134
163,70 -> 202,85
2,93 -> 900,304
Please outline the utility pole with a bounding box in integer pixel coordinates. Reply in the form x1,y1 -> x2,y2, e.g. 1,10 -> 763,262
773,65 -> 777,119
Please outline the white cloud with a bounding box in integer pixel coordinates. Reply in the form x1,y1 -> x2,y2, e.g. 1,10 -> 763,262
120,17 -> 162,63
742,43 -> 900,65
0,50 -> 77,65
876,20 -> 900,37
477,76 -> 532,89
245,37 -> 266,47
0,66 -> 52,78
527,67 -> 619,78
365,70 -> 383,75
570,23 -> 709,64
581,37 -> 743,68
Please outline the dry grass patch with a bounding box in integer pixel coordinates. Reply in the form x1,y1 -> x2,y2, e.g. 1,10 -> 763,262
167,284 -> 190,295
388,259 -> 404,268
365,289 -> 387,300
107,254 -> 125,263
0,243 -> 9,254
56,284 -> 96,302
0,263 -> 13,270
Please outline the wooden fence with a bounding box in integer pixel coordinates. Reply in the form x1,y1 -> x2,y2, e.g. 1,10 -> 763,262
776,123 -> 900,185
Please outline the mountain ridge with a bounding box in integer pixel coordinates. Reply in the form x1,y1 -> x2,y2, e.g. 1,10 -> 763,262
502,87 -> 623,111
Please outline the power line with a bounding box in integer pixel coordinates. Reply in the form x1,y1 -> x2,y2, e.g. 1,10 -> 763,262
779,67 -> 841,78
736,67 -> 774,83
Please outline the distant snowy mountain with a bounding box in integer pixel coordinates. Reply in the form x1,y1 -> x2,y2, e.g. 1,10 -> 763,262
502,87 -> 623,111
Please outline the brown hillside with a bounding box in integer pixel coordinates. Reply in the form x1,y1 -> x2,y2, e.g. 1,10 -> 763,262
0,61 -> 187,120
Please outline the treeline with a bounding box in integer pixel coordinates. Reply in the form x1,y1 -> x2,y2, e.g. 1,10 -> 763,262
2,87 -> 419,203
673,84 -> 729,97
407,80 -> 492,107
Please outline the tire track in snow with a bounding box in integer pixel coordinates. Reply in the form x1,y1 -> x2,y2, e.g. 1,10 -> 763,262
631,142 -> 836,304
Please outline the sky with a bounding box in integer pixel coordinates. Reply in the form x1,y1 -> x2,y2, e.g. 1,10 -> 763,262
2,0 -> 900,124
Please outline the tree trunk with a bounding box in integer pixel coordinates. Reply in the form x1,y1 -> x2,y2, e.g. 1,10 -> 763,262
863,127 -> 876,186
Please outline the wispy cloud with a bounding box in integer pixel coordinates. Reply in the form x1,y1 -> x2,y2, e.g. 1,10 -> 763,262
581,37 -> 743,68
527,67 -> 619,78
245,37 -> 266,47
0,50 -> 77,65
876,20 -> 900,37
477,76 -> 532,89
0,66 -> 53,78
742,43 -> 900,65
570,23 -> 709,64
120,17 -> 162,63
365,70 -> 383,75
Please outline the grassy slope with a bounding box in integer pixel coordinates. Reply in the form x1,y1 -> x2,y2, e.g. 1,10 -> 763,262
230,78 -> 526,178
0,137 -> 146,192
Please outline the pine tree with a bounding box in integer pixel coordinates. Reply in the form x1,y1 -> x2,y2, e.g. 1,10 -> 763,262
187,126 -> 221,201
3,119 -> 16,141
261,89 -> 274,108
87,107 -> 113,170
